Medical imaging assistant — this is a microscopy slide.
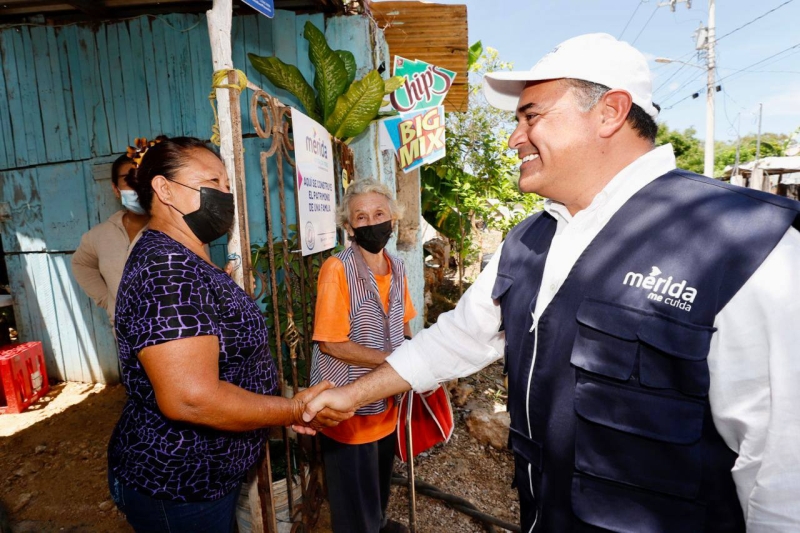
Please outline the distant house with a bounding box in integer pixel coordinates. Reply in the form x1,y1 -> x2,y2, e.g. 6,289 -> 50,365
724,156 -> 800,200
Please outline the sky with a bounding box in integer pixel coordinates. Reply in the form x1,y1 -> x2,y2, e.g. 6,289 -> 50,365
424,0 -> 800,142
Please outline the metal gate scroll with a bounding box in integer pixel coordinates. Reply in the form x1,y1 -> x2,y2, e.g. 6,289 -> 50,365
248,88 -> 353,533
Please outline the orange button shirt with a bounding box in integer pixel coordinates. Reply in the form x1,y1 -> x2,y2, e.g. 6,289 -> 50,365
313,254 -> 416,444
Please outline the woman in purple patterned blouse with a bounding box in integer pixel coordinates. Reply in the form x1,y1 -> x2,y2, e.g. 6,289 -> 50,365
108,137 -> 351,533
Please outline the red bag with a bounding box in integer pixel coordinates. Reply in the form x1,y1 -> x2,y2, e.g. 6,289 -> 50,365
395,386 -> 454,462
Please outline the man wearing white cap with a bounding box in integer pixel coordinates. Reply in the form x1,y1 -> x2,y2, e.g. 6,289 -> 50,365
304,33 -> 800,532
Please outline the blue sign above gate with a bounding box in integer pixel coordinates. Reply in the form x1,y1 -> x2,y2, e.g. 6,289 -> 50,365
242,0 -> 275,18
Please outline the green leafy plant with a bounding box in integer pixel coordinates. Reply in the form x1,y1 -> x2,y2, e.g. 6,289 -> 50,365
249,21 -> 402,141
421,43 -> 542,276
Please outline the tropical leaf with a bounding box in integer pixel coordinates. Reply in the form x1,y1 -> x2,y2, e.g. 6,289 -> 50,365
336,50 -> 357,89
383,75 -> 405,95
325,70 -> 385,140
468,41 -> 483,69
304,21 -> 349,123
248,53 -> 319,121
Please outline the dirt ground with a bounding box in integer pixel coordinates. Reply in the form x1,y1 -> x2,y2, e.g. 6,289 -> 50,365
0,382 -> 132,532
0,233 -> 515,533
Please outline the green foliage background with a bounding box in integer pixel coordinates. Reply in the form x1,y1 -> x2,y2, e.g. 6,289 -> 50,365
655,125 -> 789,177
421,43 -> 543,261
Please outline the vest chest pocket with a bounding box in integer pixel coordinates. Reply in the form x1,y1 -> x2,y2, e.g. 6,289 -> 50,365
637,315 -> 715,397
569,299 -> 712,530
571,299 -> 715,396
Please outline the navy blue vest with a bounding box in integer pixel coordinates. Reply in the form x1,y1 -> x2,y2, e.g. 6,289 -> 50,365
493,171 -> 800,533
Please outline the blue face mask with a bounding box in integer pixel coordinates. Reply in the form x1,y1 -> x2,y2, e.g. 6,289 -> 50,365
120,190 -> 146,215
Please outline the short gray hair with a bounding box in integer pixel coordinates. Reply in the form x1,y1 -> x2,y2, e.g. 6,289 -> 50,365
336,178 -> 405,228
561,78 -> 609,111
561,78 -> 658,142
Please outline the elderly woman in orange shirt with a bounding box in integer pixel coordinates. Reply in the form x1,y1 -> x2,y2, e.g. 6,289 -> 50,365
311,178 -> 415,533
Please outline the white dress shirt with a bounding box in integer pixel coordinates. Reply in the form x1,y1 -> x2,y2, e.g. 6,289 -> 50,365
387,144 -> 800,530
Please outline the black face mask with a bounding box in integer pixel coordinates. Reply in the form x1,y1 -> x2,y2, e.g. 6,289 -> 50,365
351,220 -> 393,254
168,180 -> 235,244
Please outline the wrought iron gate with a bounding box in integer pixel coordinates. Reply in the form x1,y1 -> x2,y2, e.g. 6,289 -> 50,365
242,88 -> 353,533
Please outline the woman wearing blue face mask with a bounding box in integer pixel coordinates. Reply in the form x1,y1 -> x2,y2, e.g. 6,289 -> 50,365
72,153 -> 150,326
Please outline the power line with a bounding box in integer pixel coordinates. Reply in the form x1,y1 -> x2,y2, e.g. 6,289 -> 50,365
653,63 -> 688,94
658,70 -> 706,105
619,0 -> 645,40
661,90 -> 699,110
661,43 -> 800,112
652,50 -> 699,94
716,42 -> 800,84
632,4 -> 660,45
715,0 -> 795,43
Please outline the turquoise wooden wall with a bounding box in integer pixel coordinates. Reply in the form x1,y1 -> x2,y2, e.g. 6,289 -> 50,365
0,11 -> 408,384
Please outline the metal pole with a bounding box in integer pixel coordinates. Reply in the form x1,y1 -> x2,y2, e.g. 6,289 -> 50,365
733,117 -> 741,176
405,393 -> 417,533
755,103 -> 763,163
703,0 -> 716,178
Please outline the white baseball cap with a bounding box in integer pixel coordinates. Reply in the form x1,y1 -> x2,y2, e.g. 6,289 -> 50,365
483,33 -> 658,118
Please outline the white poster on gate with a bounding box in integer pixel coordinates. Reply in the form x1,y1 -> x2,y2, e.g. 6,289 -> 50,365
291,108 -> 337,256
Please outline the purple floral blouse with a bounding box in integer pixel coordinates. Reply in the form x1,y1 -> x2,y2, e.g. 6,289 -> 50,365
109,230 -> 278,501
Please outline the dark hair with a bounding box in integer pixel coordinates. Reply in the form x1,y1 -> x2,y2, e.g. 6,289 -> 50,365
562,79 -> 658,143
127,136 -> 220,213
111,154 -> 132,188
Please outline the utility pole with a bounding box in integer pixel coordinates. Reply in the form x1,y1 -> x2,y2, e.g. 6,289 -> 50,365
659,0 -> 715,177
733,114 -> 741,175
755,103 -> 763,163
703,0 -> 716,178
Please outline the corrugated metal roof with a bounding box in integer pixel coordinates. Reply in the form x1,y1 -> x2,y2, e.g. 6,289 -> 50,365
368,1 -> 468,113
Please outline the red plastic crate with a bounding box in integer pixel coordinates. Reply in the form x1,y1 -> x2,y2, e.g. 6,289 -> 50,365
0,342 -> 50,414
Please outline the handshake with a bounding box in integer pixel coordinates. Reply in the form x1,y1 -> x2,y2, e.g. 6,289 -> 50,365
288,380 -> 358,435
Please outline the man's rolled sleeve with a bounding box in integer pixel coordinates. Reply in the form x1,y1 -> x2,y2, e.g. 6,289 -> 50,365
386,243 -> 506,392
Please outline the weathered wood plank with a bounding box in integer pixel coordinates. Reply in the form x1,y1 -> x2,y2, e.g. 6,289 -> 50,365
150,17 -> 177,136
0,36 -> 13,170
51,253 -> 118,383
139,17 -> 162,136
75,25 -> 112,158
95,25 -> 122,152
37,162 -> 89,252
88,159 -> 124,226
121,18 -> 147,140
0,168 -> 46,253
242,137 -> 268,246
0,29 -> 27,168
188,15 -> 213,140
18,27 -> 48,165
88,290 -> 119,384
59,25 -> 90,160
30,26 -> 62,162
158,17 -> 186,135
46,27 -> 73,161
106,24 -> 129,153
163,14 -> 192,136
